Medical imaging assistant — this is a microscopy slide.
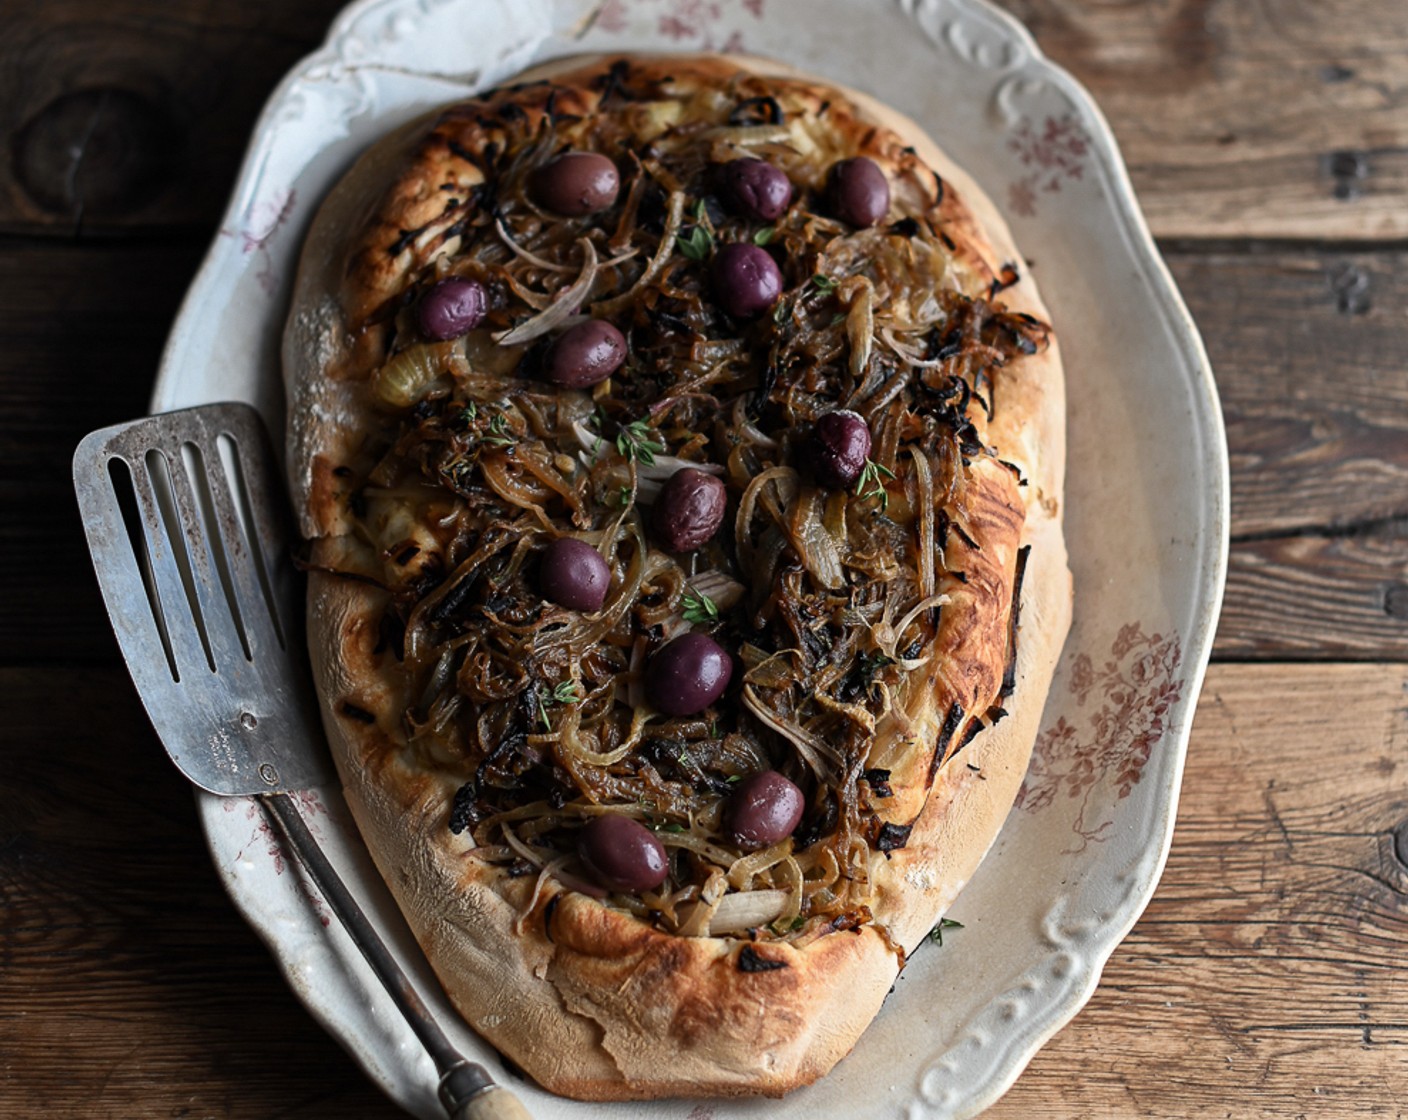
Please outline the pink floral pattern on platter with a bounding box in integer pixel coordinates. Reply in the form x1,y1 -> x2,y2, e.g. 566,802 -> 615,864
220,188 -> 297,295
1006,114 -> 1090,218
593,0 -> 765,52
1015,622 -> 1184,853
224,790 -> 333,926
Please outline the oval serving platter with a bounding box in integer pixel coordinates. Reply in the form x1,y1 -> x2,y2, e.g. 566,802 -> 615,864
150,1 -> 1228,1116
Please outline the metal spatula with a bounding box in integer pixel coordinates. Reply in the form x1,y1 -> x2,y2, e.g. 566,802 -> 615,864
74,402 -> 530,1120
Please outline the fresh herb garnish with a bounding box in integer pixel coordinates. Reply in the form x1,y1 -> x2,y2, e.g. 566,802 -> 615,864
726,773 -> 743,784
855,458 -> 896,511
753,226 -> 776,246
537,680 -> 582,730
928,917 -> 964,945
613,484 -> 634,508
682,588 -> 719,624
810,273 -> 838,295
483,413 -> 516,448
657,822 -> 687,833
616,418 -> 664,465
772,298 -> 790,325
459,401 -> 478,424
677,200 -> 714,261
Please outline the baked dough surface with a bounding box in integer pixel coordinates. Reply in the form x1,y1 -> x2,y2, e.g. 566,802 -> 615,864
283,53 -> 1071,1099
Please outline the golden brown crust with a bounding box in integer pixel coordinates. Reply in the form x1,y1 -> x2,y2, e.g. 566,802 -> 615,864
285,51 -> 1070,1099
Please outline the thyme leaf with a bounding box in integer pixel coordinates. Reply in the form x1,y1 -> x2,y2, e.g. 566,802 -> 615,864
677,201 -> 714,262
483,413 -> 516,448
537,680 -> 581,730
682,588 -> 719,624
616,418 -> 664,465
928,917 -> 964,945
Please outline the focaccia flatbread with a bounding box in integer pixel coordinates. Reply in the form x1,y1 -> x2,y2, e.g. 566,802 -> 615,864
283,53 -> 1070,1099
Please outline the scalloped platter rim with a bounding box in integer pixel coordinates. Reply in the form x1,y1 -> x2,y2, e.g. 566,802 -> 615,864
149,2 -> 1228,1117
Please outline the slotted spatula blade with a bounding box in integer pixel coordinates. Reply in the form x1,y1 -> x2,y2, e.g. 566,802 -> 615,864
73,402 -> 530,1120
73,402 -> 331,795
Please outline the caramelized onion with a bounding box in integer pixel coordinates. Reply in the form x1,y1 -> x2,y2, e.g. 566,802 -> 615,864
707,889 -> 790,934
590,190 -> 686,316
742,684 -> 844,780
493,239 -> 599,346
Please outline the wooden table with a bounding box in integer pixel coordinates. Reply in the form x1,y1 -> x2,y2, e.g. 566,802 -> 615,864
2,2 -> 1405,1116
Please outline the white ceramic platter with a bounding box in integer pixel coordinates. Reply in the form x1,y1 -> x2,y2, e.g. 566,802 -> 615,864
150,2 -> 1228,1116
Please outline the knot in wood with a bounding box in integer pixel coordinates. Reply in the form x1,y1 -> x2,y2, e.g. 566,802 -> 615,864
1325,149 -> 1369,201
1394,823 -> 1408,872
1330,263 -> 1372,315
1382,583 -> 1408,621
13,89 -> 176,222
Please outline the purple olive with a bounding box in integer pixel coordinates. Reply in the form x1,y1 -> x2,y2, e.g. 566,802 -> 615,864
718,159 -> 792,222
540,538 -> 611,612
416,278 -> 486,341
828,157 -> 890,228
711,243 -> 783,319
645,633 -> 732,716
726,771 -> 806,850
544,319 -> 627,388
531,151 -> 620,216
810,410 -> 872,489
652,468 -> 727,553
578,815 -> 668,893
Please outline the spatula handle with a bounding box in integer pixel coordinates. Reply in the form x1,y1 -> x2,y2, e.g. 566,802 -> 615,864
261,794 -> 533,1119
452,1086 -> 535,1120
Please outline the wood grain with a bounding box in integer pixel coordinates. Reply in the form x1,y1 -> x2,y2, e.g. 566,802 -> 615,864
0,241 -> 203,664
2,1 -> 1406,240
994,0 -> 1408,240
1218,528 -> 1408,659
0,667 -> 403,1119
1169,250 -> 1408,540
990,662 -> 1408,1118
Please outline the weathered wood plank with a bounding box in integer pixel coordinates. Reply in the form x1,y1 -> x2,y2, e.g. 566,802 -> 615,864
0,667 -> 404,1118
2,1 -> 1406,240
1168,250 -> 1408,539
0,0 -> 345,237
991,662 -> 1408,1117
0,241 -> 204,663
995,0 -> 1408,240
1217,528 -> 1408,659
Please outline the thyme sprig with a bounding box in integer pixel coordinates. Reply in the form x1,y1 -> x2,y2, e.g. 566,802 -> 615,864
616,418 -> 664,465
855,458 -> 896,511
537,681 -> 582,730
